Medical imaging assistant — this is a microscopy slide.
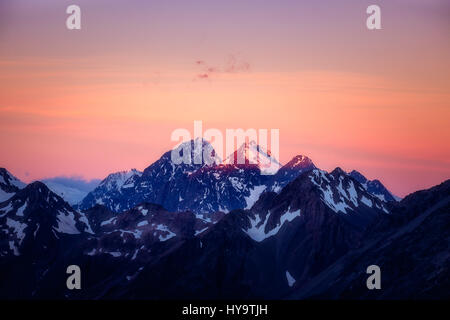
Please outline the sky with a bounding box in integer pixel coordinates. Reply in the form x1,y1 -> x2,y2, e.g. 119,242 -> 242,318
0,0 -> 449,197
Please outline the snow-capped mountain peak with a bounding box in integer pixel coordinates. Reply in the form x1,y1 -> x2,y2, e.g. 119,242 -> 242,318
266,155 -> 316,193
0,168 -> 26,202
100,169 -> 143,192
170,138 -> 220,167
284,155 -> 314,169
348,170 -> 399,202
0,181 -> 92,256
309,168 -> 389,214
223,140 -> 281,175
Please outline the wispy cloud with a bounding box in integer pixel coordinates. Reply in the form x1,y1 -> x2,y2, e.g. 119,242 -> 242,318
41,176 -> 101,192
194,54 -> 251,80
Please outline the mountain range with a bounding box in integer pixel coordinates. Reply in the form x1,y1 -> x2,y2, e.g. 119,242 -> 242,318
0,140 -> 448,299
78,140 -> 397,215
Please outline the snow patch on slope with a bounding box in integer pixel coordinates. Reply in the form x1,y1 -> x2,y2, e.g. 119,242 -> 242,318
286,271 -> 296,287
245,185 -> 266,209
54,210 -> 80,234
154,224 -> 176,241
244,208 -> 301,242
0,190 -> 15,202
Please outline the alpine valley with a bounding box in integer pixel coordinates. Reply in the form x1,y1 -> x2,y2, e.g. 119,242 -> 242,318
0,140 -> 448,299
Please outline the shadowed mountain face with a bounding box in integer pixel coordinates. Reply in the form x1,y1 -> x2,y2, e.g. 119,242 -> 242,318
0,182 -> 92,257
289,180 -> 450,300
0,182 -> 215,299
1,160 -> 447,299
112,168 -> 390,299
0,182 -> 94,298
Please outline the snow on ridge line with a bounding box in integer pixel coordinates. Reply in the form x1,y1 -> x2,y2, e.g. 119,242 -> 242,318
0,170 -> 26,189
223,141 -> 282,175
100,169 -> 143,191
0,169 -> 26,202
195,226 -> 209,236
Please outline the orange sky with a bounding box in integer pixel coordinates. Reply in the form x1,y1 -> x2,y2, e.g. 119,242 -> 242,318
0,0 -> 449,197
